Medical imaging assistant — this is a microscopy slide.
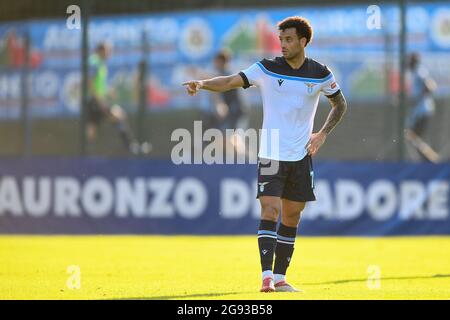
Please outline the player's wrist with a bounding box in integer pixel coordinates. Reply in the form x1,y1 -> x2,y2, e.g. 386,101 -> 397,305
318,130 -> 328,138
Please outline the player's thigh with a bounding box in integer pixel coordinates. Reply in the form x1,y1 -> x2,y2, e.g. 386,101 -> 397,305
257,158 -> 285,198
257,158 -> 287,221
281,199 -> 305,226
282,155 -> 316,203
413,116 -> 430,137
259,196 -> 282,222
109,104 -> 125,121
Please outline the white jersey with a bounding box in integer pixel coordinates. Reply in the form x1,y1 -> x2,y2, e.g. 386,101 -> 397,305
239,56 -> 340,161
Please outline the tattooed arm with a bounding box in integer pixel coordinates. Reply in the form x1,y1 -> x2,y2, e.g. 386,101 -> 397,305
306,90 -> 347,156
320,91 -> 348,135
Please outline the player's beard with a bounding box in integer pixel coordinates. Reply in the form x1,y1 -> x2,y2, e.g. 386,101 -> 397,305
284,49 -> 302,61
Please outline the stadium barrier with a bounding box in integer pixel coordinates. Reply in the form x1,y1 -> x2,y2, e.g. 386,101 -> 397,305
0,157 -> 449,235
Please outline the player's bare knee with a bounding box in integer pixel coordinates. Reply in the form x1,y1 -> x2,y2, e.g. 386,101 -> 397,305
282,207 -> 304,226
281,213 -> 301,227
261,204 -> 279,222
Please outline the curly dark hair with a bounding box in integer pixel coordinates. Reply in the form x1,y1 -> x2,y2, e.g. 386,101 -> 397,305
277,16 -> 313,46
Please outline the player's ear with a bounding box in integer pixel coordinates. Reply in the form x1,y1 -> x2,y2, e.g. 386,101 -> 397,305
299,37 -> 307,47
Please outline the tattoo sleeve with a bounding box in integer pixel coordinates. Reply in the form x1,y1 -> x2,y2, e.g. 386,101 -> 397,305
320,91 -> 347,135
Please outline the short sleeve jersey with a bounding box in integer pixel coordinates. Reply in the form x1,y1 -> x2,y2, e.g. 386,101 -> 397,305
239,56 -> 340,161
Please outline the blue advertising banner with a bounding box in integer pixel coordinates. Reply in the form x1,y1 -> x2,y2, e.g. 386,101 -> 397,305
0,158 -> 449,235
1,2 -> 450,119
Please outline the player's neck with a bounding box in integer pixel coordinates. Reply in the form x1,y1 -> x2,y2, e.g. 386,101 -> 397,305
284,52 -> 306,70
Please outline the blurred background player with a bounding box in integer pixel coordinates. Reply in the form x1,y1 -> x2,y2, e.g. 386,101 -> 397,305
208,49 -> 246,131
87,42 -> 149,155
198,49 -> 252,159
211,49 -> 251,159
404,52 -> 439,162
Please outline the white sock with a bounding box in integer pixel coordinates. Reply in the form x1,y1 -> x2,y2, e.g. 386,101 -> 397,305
274,274 -> 286,284
262,270 -> 273,280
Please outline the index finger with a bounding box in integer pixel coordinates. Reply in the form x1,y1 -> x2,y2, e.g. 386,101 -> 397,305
181,82 -> 191,86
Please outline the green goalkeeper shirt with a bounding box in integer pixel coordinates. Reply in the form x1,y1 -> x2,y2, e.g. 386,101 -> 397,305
89,54 -> 108,99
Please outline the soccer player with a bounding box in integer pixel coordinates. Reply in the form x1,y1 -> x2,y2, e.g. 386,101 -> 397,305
210,49 -> 246,131
209,49 -> 250,158
87,42 -> 147,154
404,52 -> 438,162
182,16 -> 347,292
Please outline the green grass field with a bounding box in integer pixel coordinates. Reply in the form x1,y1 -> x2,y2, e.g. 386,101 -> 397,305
1,235 -> 449,300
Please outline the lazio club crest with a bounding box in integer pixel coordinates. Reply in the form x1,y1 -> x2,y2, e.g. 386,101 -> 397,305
304,82 -> 317,93
258,182 -> 269,192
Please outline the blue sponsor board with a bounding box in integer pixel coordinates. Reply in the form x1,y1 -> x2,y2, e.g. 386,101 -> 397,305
1,2 -> 450,119
0,158 -> 449,235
